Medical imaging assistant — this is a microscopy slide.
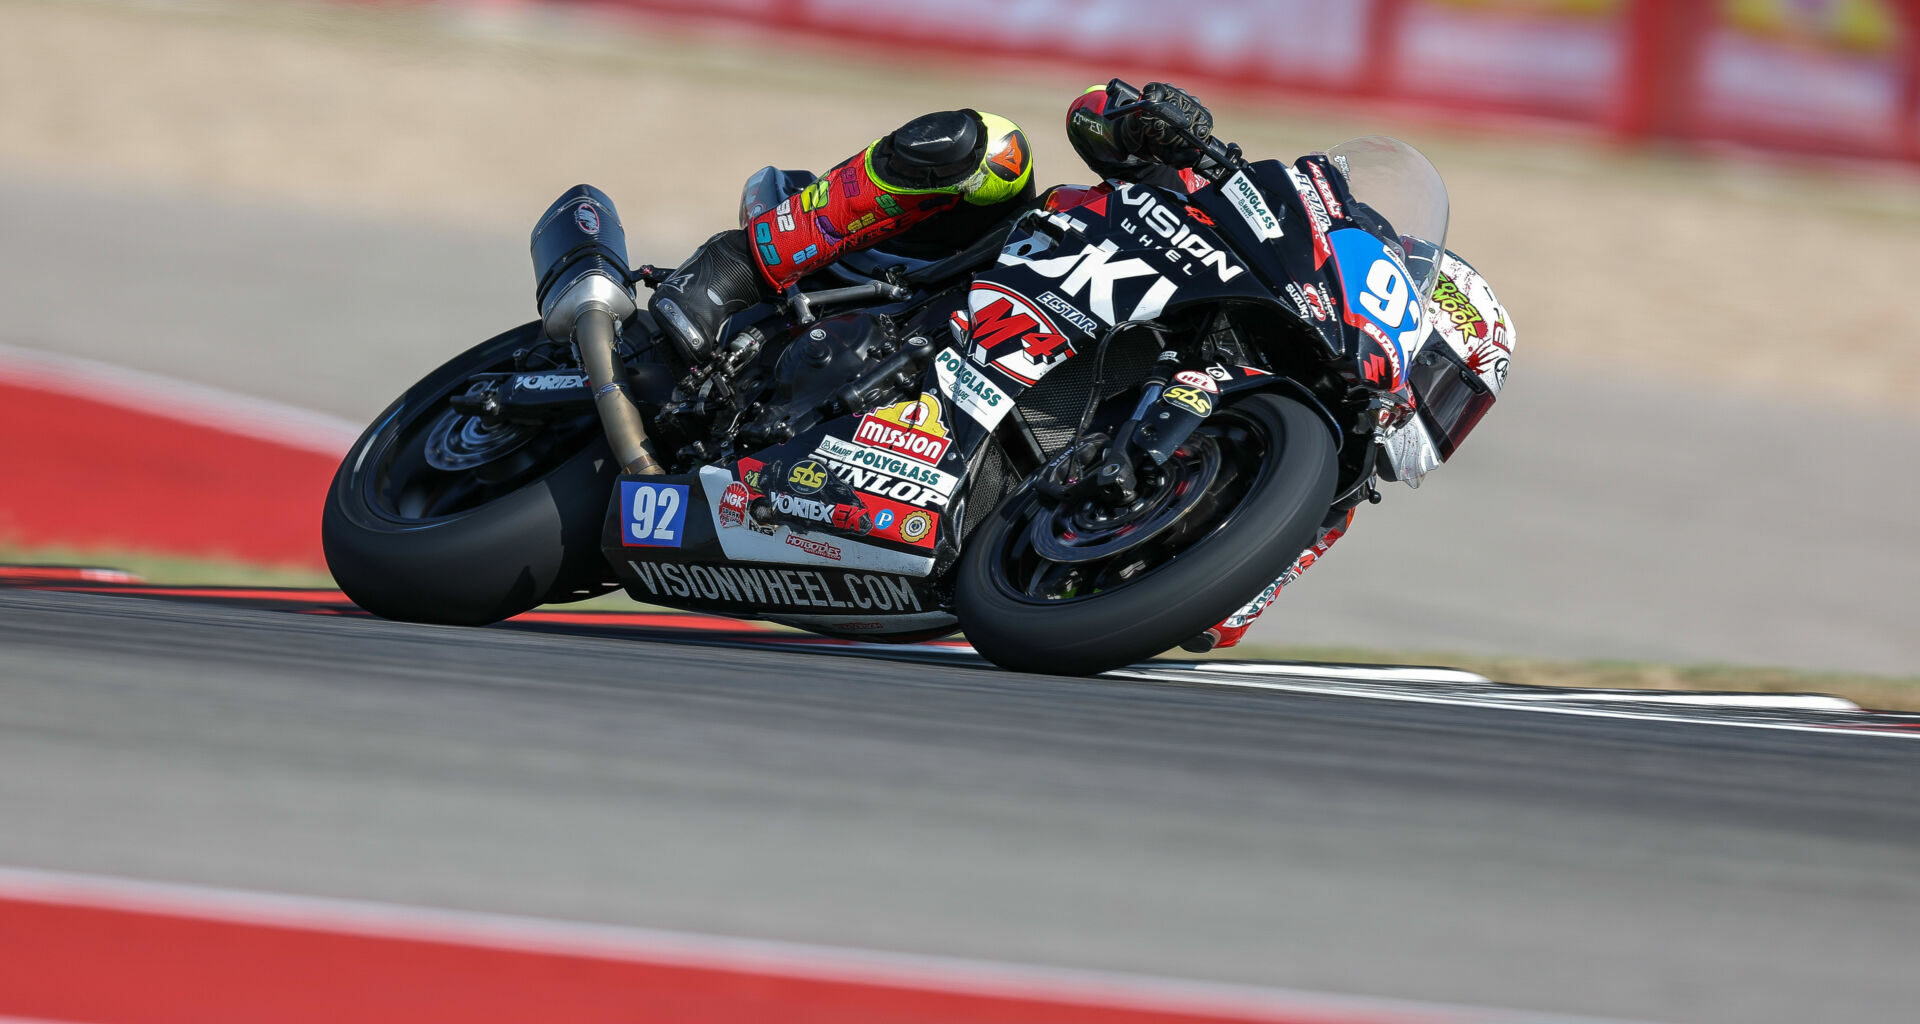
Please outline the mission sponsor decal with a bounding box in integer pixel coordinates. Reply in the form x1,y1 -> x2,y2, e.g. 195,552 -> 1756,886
855,395 -> 951,466
625,561 -> 926,613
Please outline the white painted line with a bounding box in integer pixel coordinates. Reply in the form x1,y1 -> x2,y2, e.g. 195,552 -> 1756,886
1492,691 -> 1859,711
0,342 -> 363,456
0,864 -> 1636,1024
1161,660 -> 1493,685
1110,667 -> 1914,739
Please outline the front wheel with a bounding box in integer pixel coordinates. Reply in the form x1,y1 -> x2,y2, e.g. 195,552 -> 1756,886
956,392 -> 1338,675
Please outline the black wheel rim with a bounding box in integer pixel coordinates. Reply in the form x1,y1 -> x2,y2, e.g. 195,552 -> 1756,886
989,405 -> 1276,606
358,344 -> 602,525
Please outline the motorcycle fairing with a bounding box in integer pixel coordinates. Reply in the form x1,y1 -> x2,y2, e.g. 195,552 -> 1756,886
1326,226 -> 1423,391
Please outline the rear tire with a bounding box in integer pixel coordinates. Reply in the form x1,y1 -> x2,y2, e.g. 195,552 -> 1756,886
956,392 -> 1337,675
322,322 -> 619,626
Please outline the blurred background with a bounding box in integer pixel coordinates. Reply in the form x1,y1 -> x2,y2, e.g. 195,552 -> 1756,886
3,0 -> 1919,675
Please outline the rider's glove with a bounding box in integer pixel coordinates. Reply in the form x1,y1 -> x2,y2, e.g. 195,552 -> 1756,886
1116,82 -> 1214,169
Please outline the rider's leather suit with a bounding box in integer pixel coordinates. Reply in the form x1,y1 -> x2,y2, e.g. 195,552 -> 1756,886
650,83 -> 1507,651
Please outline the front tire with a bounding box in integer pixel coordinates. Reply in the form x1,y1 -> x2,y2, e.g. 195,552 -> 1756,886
956,392 -> 1338,675
322,322 -> 619,626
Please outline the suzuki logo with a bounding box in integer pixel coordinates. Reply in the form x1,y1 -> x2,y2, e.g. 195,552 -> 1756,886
1024,242 -> 1177,324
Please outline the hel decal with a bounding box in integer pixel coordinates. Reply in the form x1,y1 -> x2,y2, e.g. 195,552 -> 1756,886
1173,369 -> 1219,393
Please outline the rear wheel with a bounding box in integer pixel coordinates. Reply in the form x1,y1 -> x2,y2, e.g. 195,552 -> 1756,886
956,392 -> 1337,675
322,322 -> 619,626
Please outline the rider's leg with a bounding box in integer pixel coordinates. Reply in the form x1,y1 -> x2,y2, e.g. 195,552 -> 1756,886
649,109 -> 1033,364
1187,507 -> 1356,652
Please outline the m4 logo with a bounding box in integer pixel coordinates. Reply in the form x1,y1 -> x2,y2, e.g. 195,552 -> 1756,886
965,282 -> 1077,387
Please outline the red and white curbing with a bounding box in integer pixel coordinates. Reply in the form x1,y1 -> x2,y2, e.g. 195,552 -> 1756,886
0,342 -> 362,456
0,865 -> 1627,1024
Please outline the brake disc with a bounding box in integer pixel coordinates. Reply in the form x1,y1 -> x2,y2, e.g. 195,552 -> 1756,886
422,408 -> 538,472
1025,436 -> 1221,565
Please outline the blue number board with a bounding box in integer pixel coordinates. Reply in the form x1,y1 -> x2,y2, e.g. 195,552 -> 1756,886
621,481 -> 689,548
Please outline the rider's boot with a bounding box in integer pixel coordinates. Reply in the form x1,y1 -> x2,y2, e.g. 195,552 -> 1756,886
649,229 -> 770,366
648,109 -> 1033,365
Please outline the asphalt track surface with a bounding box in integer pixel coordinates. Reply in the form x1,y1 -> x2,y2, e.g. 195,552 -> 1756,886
2,585 -> 1917,1023
5,174 -> 1920,674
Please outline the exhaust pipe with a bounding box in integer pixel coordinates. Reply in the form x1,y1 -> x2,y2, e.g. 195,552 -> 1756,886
530,185 -> 662,476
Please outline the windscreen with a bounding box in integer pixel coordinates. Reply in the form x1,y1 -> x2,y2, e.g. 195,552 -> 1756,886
1324,136 -> 1449,304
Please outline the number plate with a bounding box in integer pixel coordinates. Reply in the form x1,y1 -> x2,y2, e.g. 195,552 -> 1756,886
621,481 -> 689,548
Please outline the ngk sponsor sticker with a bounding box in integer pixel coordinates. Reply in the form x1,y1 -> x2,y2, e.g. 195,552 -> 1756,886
717,482 -> 751,528
855,395 -> 951,466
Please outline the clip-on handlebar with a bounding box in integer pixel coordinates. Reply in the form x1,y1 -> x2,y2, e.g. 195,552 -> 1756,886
1102,79 -> 1244,184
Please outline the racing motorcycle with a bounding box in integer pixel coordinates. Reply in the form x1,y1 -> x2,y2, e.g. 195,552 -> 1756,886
322,81 -> 1496,675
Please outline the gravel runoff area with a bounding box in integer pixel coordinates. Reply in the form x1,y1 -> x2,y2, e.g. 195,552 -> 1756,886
6,0 -> 1920,412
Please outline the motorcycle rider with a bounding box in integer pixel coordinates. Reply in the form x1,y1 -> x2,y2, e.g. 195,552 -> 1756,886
650,82 -> 1513,651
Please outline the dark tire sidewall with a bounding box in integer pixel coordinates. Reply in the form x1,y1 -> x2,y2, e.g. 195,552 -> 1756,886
956,392 -> 1338,675
322,322 -> 618,626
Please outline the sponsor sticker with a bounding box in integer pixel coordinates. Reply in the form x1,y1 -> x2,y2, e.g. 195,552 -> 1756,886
855,395 -> 952,466
717,482 -> 751,529
1016,242 -> 1178,324
513,373 -> 588,391
1222,171 -> 1283,241
933,350 -> 1011,428
787,460 -> 829,494
967,282 -> 1073,386
1306,161 -> 1344,220
1173,369 -> 1219,393
624,561 -> 926,613
900,510 -> 933,543
1285,166 -> 1334,267
785,534 -> 842,561
620,481 -> 688,548
1162,385 -> 1214,416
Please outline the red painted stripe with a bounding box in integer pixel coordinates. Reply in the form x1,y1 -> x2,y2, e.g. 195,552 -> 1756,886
0,565 -> 141,584
0,874 -> 1448,1024
0,379 -> 337,567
